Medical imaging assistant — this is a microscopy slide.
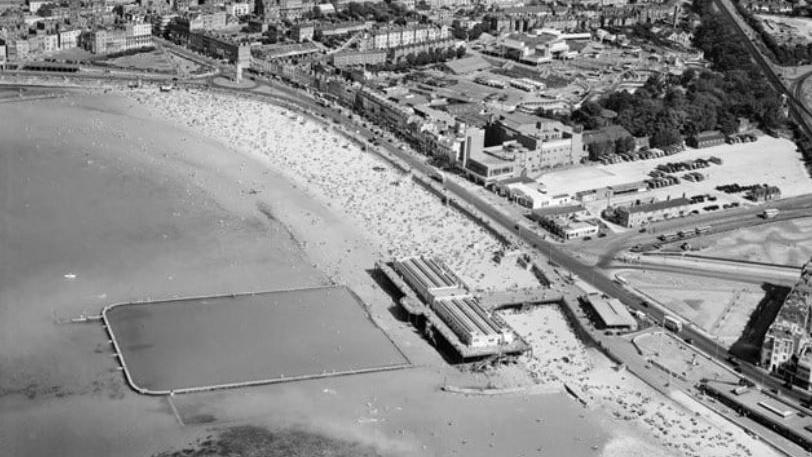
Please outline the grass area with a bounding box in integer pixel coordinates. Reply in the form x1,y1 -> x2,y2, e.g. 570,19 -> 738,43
105,49 -> 176,72
620,269 -> 766,348
156,425 -> 386,457
166,50 -> 205,75
695,217 -> 812,266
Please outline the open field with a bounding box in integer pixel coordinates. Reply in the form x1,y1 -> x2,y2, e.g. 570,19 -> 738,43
633,332 -> 738,384
617,269 -> 767,348
165,50 -> 205,74
105,287 -> 408,392
691,217 -> 812,266
538,136 -> 811,217
105,50 -> 176,72
757,14 -> 812,46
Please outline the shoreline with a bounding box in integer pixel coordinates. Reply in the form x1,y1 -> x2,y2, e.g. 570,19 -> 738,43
0,82 -> 789,457
130,85 -> 779,457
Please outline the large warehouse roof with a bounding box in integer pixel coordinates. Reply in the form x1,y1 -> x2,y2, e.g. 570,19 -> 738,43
583,294 -> 636,329
395,256 -> 463,291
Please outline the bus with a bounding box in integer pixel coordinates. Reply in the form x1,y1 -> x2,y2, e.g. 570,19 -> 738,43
695,225 -> 711,235
658,233 -> 680,242
762,208 -> 780,219
663,315 -> 682,333
613,275 -> 628,285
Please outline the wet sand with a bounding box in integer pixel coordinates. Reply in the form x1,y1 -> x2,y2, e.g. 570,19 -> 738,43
0,93 -> 327,456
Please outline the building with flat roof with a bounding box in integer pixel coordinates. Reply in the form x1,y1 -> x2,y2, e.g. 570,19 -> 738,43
393,256 -> 467,305
489,111 -> 586,172
330,49 -> 386,67
463,144 -> 521,184
82,23 -> 153,54
393,256 -> 519,350
433,296 -> 515,347
688,130 -> 725,148
495,31 -> 569,65
188,31 -> 251,64
580,294 -> 637,330
702,381 -> 812,451
531,204 -> 588,220
611,197 -> 691,227
560,220 -> 599,240
360,24 -> 451,50
761,260 -> 812,376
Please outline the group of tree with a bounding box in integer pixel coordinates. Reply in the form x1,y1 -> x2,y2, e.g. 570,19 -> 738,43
563,0 -> 785,149
370,46 -> 465,72
733,1 -> 812,66
451,21 -> 490,41
337,1 -> 417,23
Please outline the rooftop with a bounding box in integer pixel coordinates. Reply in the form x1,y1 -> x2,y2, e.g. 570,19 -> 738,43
582,294 -> 637,328
532,204 -> 586,218
694,130 -> 725,139
395,256 -> 464,291
504,32 -> 561,47
496,176 -> 536,186
618,197 -> 691,215
444,55 -> 491,75
583,125 -> 631,144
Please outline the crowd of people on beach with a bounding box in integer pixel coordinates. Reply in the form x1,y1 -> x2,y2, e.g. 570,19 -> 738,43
501,306 -> 759,457
133,89 -> 539,292
134,88 -> 770,457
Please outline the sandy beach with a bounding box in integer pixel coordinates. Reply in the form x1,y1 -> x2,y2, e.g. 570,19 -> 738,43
500,305 -> 776,457
129,88 -> 540,292
128,87 -> 783,457
0,90 -> 607,457
0,86 -> 785,457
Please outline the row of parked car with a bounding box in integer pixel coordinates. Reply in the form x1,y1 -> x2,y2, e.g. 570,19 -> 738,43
656,158 -> 712,173
646,175 -> 680,189
596,143 -> 688,165
726,134 -> 758,144
689,194 -> 717,204
683,172 -> 706,182
716,183 -> 764,194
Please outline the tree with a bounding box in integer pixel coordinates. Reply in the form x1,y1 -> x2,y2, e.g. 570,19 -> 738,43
572,101 -> 607,130
36,2 -> 56,17
615,136 -> 636,154
456,46 -> 466,59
